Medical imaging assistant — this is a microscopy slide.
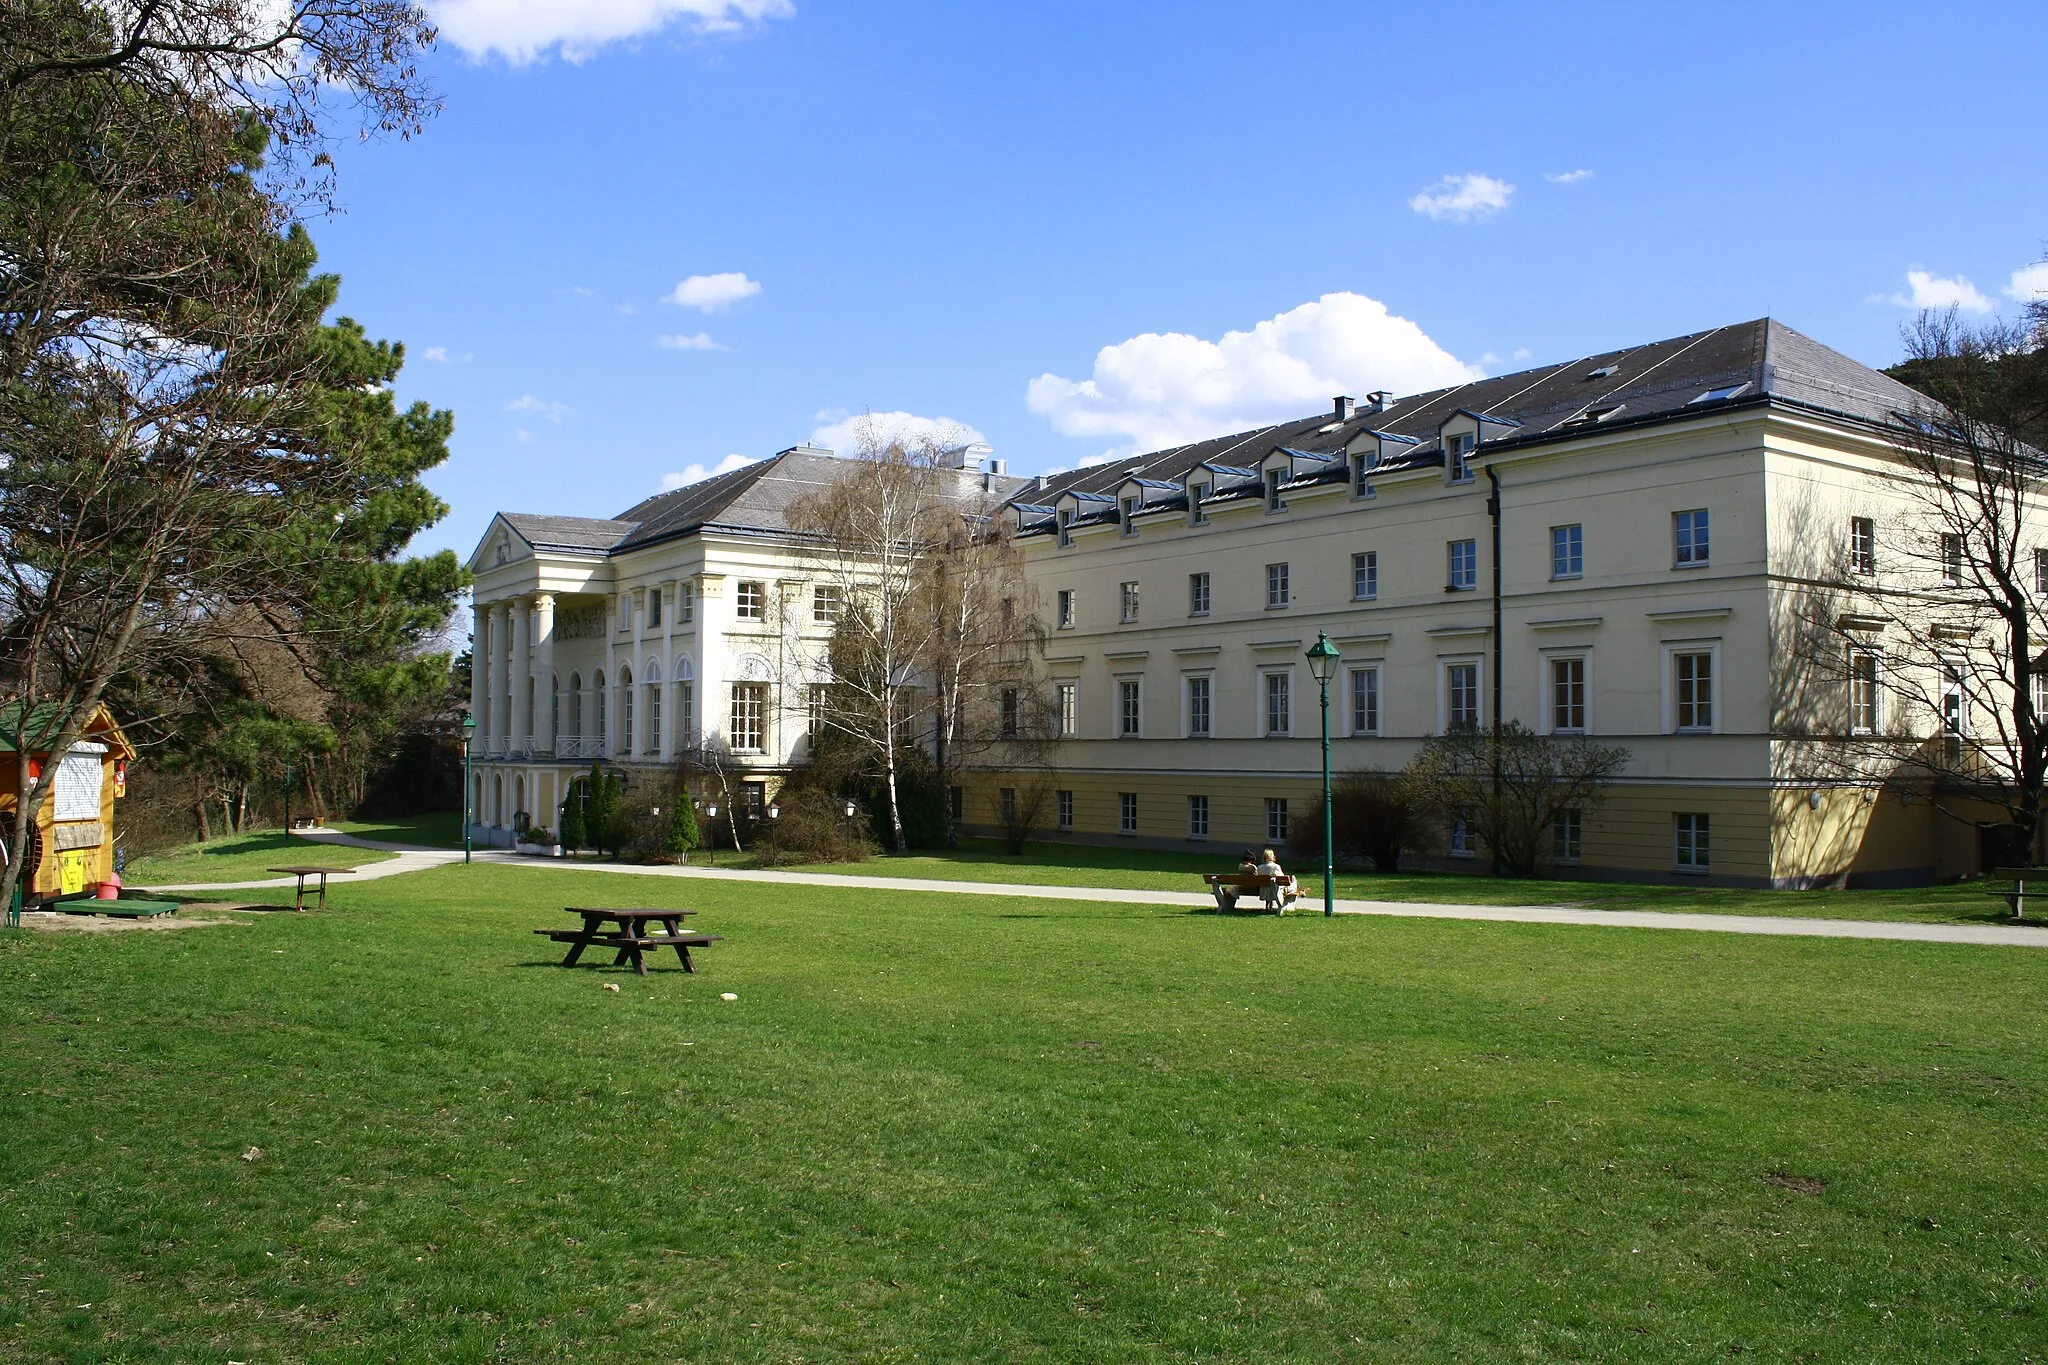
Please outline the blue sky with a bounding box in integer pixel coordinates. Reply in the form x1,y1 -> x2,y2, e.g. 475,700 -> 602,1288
307,0 -> 2048,563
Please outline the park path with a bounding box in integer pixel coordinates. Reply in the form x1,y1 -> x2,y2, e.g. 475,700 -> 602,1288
142,828 -> 2048,949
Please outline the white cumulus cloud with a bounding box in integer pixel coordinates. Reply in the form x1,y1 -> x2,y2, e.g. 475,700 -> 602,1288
506,394 -> 569,422
808,410 -> 987,458
660,453 -> 757,490
1409,173 -> 1514,222
2005,262 -> 2048,302
431,0 -> 794,64
421,345 -> 473,364
656,332 -> 723,350
666,271 -> 761,312
1544,169 -> 1594,184
1872,269 -> 1995,314
1024,292 -> 1480,458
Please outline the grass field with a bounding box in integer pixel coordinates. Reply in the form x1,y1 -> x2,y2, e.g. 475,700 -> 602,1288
4,862 -> 2044,1361
122,829 -> 393,887
763,837 -> 2030,927
330,810 -> 465,848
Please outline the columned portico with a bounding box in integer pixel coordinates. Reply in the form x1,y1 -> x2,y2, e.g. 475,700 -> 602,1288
510,595 -> 532,757
487,603 -> 510,756
536,592 -> 557,756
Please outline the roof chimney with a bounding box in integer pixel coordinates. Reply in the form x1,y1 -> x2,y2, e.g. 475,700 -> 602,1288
1036,473 -> 1049,492
1333,395 -> 1355,421
1365,391 -> 1392,414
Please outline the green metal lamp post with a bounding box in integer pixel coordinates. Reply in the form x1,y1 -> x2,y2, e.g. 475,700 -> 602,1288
461,713 -> 476,865
1304,631 -> 1343,917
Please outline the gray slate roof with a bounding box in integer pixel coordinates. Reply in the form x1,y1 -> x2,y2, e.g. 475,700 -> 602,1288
1014,318 -> 1930,531
497,448 -> 1032,560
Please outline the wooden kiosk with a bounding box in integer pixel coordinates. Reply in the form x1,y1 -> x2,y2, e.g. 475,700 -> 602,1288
0,703 -> 134,906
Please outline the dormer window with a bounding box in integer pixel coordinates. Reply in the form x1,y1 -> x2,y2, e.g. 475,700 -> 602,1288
1447,433 -> 1476,483
1120,495 -> 1139,536
1350,449 -> 1375,498
1057,507 -> 1074,547
1265,468 -> 1286,512
1189,481 -> 1209,525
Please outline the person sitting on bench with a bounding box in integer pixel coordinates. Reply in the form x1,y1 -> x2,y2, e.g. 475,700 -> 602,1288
1256,848 -> 1302,910
1212,851 -> 1259,911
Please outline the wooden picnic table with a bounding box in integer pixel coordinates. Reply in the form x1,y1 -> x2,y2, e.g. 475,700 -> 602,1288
269,865 -> 357,912
535,907 -> 722,976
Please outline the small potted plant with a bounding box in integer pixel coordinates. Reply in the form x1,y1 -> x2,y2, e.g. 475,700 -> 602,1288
514,824 -> 562,857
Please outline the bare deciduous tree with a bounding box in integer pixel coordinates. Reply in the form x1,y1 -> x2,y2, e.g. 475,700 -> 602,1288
1402,722 -> 1631,877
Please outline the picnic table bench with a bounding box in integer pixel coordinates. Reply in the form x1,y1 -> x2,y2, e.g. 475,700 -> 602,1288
269,865 -> 356,912
537,907 -> 722,975
1203,872 -> 1290,913
1988,867 -> 2048,920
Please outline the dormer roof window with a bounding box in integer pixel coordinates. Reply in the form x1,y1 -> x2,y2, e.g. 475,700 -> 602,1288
1446,432 -> 1476,483
1689,382 -> 1750,405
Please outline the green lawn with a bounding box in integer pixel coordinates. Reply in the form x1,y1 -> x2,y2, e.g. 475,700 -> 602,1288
761,837 -> 2036,927
3,863 -> 2044,1361
122,829 -> 393,887
330,809 -> 465,848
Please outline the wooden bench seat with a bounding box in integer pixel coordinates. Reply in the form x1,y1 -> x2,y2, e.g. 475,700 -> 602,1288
534,926 -> 723,972
1203,872 -> 1288,913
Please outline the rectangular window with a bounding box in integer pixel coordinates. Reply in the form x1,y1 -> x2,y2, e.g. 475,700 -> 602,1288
1352,551 -> 1378,601
679,583 -> 695,624
678,682 -> 693,746
1448,538 -> 1477,591
1057,589 -> 1075,629
1265,468 -> 1286,512
1447,432 -> 1475,483
1942,665 -> 1965,736
1553,809 -> 1583,864
1120,495 -> 1139,536
1000,686 -> 1020,738
1266,561 -> 1290,609
1349,666 -> 1380,736
1120,581 -> 1140,623
2037,548 -> 2048,595
1265,798 -> 1289,845
1850,517 -> 1876,576
1675,813 -> 1710,873
1186,675 -> 1212,738
1674,509 -> 1710,567
1849,651 -> 1879,734
1446,662 -> 1480,729
813,584 -> 844,624
1190,481 -> 1209,525
1119,679 -> 1141,737
1000,787 -> 1016,821
1056,682 -> 1077,738
1057,790 -> 1074,829
1189,572 -> 1210,616
1119,792 -> 1138,835
1448,812 -> 1473,857
1674,651 -> 1714,732
807,683 -> 828,743
1057,507 -> 1074,547
618,595 -> 632,632
1264,671 -> 1292,736
648,588 -> 663,627
1188,795 -> 1209,840
647,683 -> 662,754
735,580 -> 766,620
729,683 -> 766,751
1941,533 -> 1963,586
1552,656 -> 1586,733
1352,448 -> 1375,497
1551,524 -> 1583,579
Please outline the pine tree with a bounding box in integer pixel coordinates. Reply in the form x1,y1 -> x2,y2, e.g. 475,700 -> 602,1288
586,763 -> 620,856
558,783 -> 586,852
665,795 -> 700,858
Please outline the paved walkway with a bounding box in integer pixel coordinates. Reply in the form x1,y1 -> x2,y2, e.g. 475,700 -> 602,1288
141,828 -> 2048,949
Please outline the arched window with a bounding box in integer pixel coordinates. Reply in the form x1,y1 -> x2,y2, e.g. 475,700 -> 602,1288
644,660 -> 662,755
675,656 -> 695,749
569,672 -> 583,736
619,665 -> 634,751
593,670 -> 607,750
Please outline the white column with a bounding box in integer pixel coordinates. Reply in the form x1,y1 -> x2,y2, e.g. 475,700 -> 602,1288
510,595 -> 532,755
630,588 -> 646,757
469,600 -> 490,734
488,604 -> 510,755
498,603 -> 519,753
604,595 -> 618,757
535,592 -> 557,758
660,578 -> 677,760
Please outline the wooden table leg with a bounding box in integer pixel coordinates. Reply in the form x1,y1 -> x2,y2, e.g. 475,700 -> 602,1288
561,915 -> 603,966
663,916 -> 693,970
293,875 -> 308,913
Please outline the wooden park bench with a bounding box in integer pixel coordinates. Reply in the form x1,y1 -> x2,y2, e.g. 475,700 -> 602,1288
536,907 -> 722,975
1203,872 -> 1290,914
1987,867 -> 2048,920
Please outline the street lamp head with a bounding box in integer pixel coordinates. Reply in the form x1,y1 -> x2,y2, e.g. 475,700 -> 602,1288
845,801 -> 857,819
1304,630 -> 1342,685
768,803 -> 780,820
461,714 -> 476,734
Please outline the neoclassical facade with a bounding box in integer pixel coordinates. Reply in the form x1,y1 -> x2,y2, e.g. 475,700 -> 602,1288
972,318 -> 2028,887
